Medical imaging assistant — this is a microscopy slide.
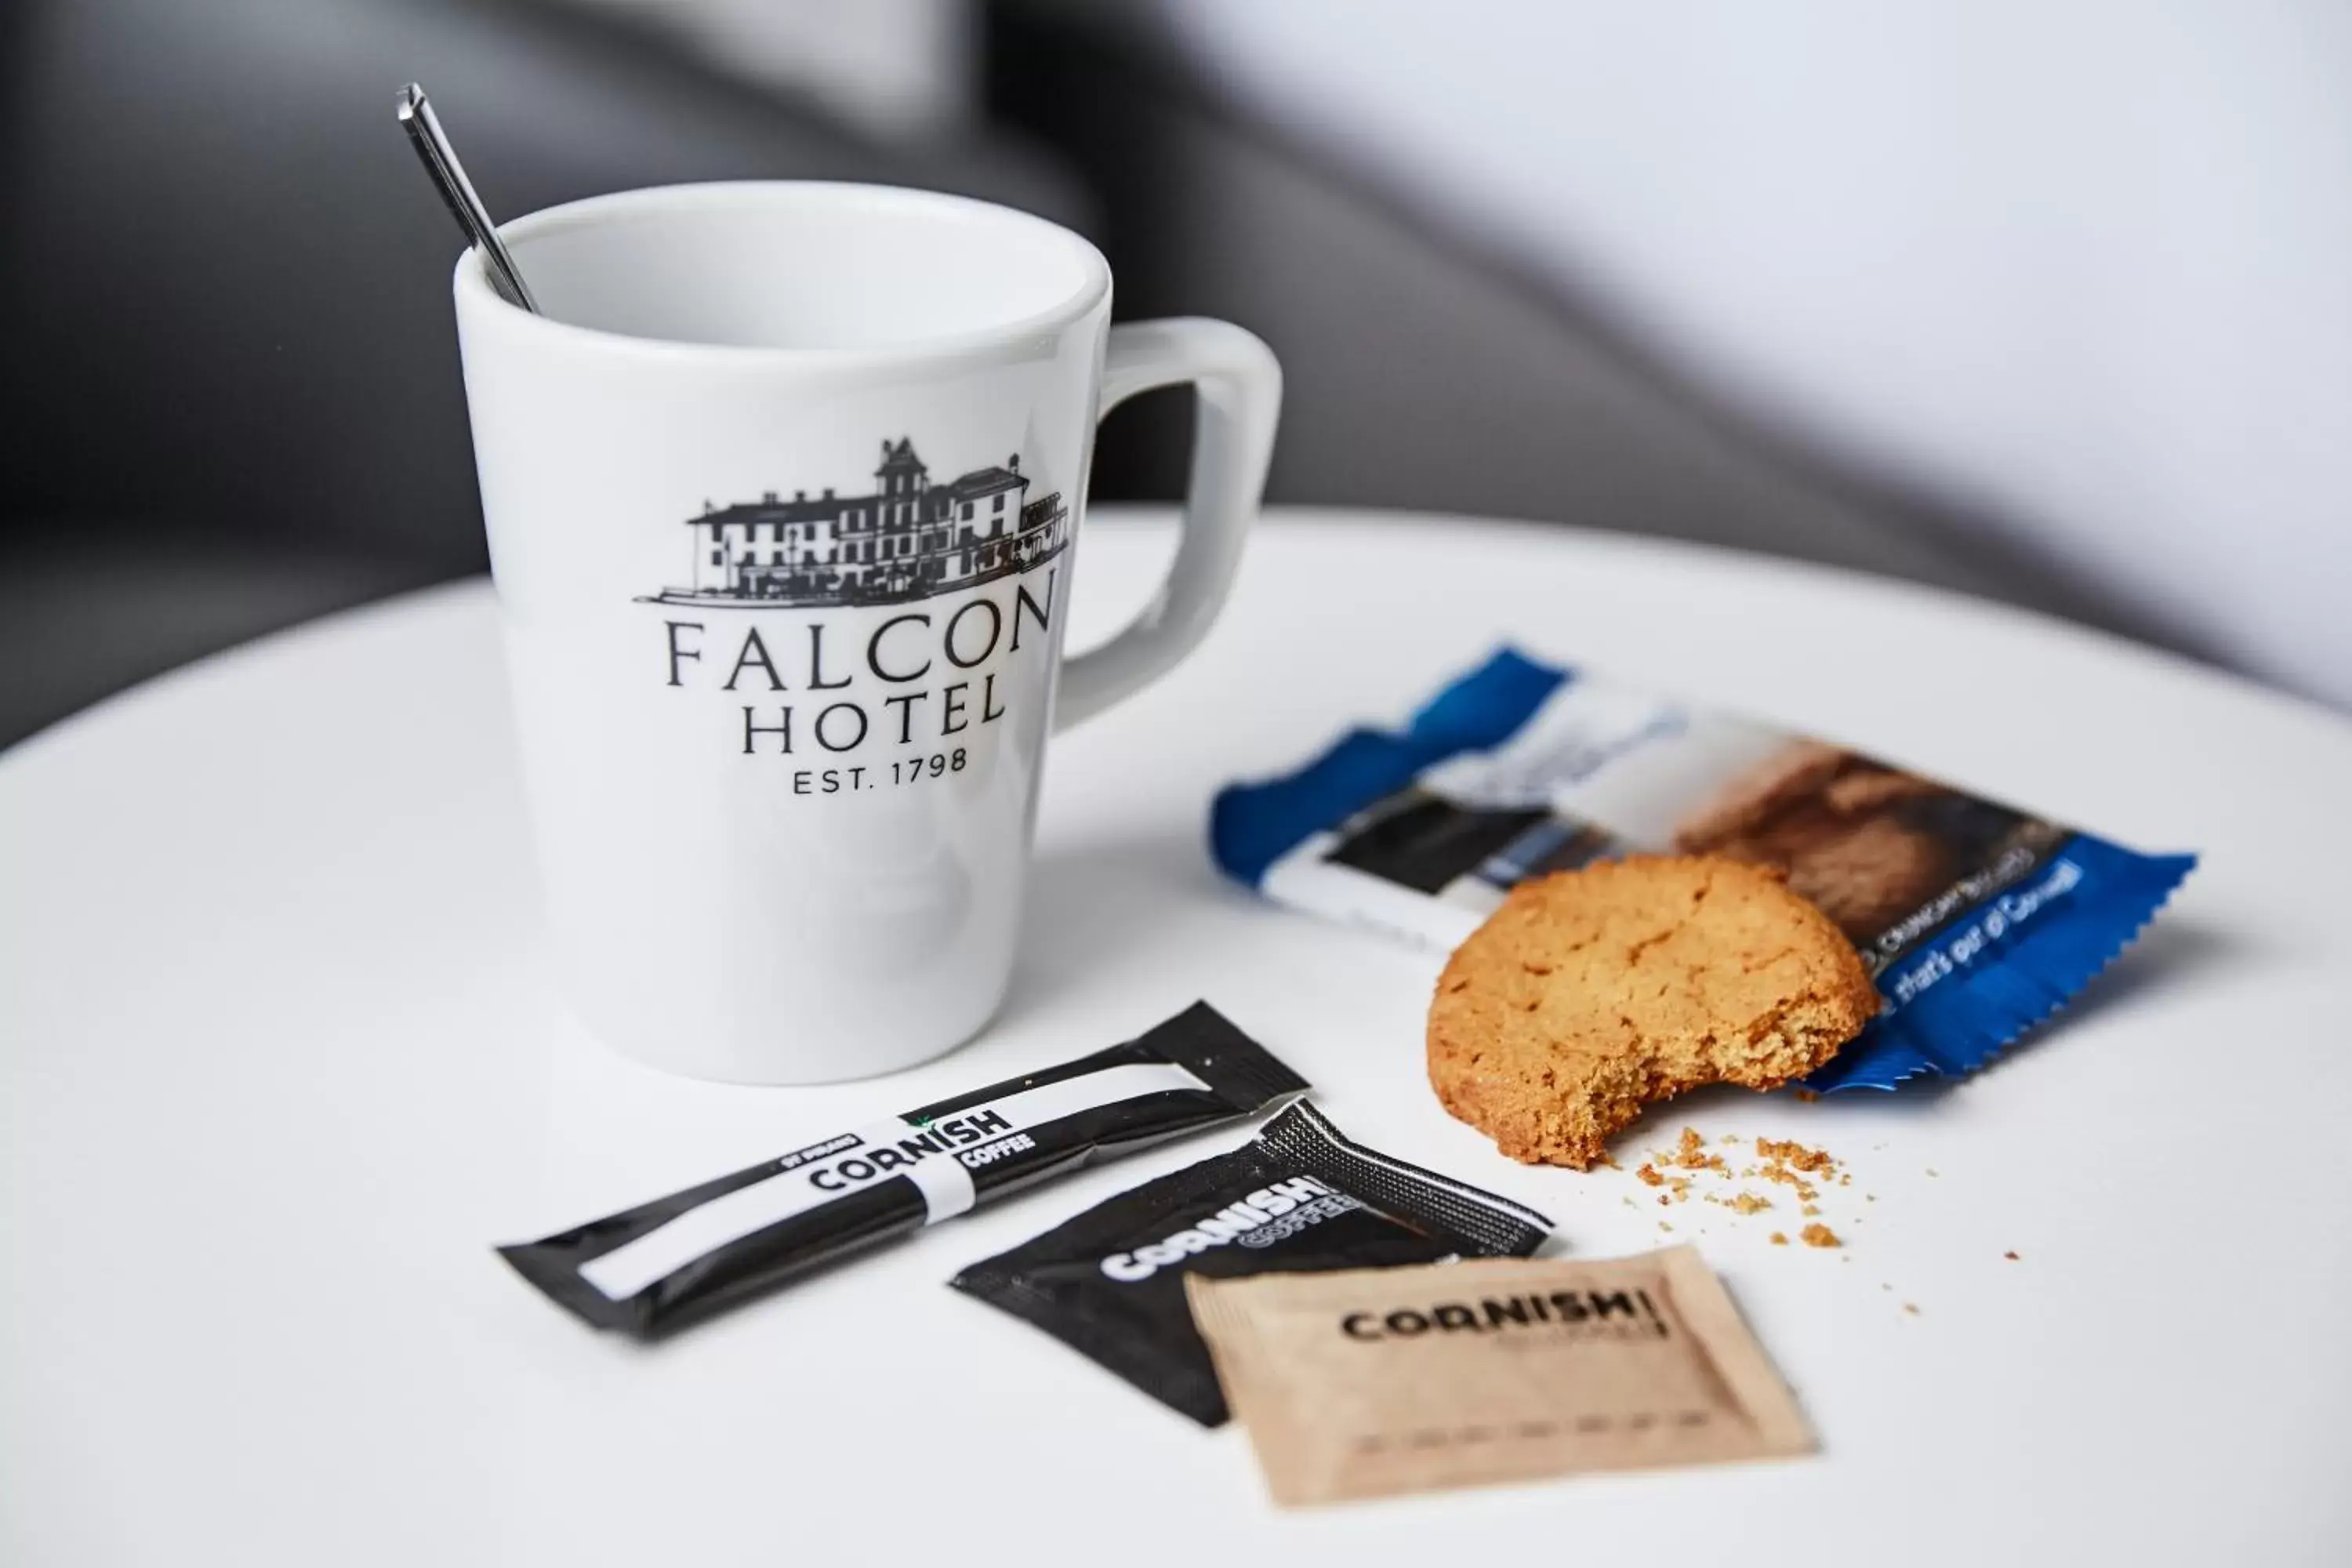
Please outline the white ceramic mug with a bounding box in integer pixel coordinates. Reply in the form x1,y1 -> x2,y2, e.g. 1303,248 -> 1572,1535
453,182 -> 1279,1083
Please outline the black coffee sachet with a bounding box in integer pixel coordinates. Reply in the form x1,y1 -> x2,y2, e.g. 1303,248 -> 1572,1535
499,1002 -> 1306,1339
949,1100 -> 1552,1425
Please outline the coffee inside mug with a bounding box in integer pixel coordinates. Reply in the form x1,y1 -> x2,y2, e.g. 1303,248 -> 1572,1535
501,183 -> 1106,352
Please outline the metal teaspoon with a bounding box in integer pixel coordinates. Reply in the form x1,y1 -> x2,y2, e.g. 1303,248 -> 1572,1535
397,82 -> 539,313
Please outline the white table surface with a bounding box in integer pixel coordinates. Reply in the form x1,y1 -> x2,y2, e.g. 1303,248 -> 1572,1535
5,507 -> 2348,1566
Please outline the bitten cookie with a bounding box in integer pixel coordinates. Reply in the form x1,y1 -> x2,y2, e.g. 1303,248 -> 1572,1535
1428,856 -> 1878,1169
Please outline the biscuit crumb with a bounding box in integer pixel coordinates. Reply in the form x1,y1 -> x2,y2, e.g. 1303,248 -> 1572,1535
1793,1089 -> 1821,1102
1659,1221 -> 1673,1232
1629,1125 -> 1870,1240
1755,1137 -> 1834,1173
1902,1302 -> 1920,1316
1668,1127 -> 1728,1173
2004,1250 -> 2020,1261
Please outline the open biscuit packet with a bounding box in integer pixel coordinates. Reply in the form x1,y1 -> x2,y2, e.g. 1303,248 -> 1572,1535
1210,648 -> 2194,1091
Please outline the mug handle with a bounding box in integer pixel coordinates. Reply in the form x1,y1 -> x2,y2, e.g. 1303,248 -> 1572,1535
1053,318 -> 1282,731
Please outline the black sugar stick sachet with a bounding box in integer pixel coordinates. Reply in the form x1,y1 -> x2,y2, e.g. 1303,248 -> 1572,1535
499,1003 -> 1305,1339
949,1099 -> 1553,1426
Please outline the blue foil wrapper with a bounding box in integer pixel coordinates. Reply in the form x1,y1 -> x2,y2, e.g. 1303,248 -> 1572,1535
1210,648 -> 2194,1091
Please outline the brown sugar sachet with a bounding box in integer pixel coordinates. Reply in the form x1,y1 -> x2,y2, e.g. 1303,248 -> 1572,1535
1185,1248 -> 1812,1506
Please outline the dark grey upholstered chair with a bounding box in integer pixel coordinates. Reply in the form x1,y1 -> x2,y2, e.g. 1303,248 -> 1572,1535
0,0 -> 1087,748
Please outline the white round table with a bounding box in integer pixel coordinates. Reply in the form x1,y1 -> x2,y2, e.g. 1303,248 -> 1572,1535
5,508 -> 2347,1566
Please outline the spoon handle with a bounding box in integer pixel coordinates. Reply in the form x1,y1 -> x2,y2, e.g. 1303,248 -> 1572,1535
397,84 -> 539,314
